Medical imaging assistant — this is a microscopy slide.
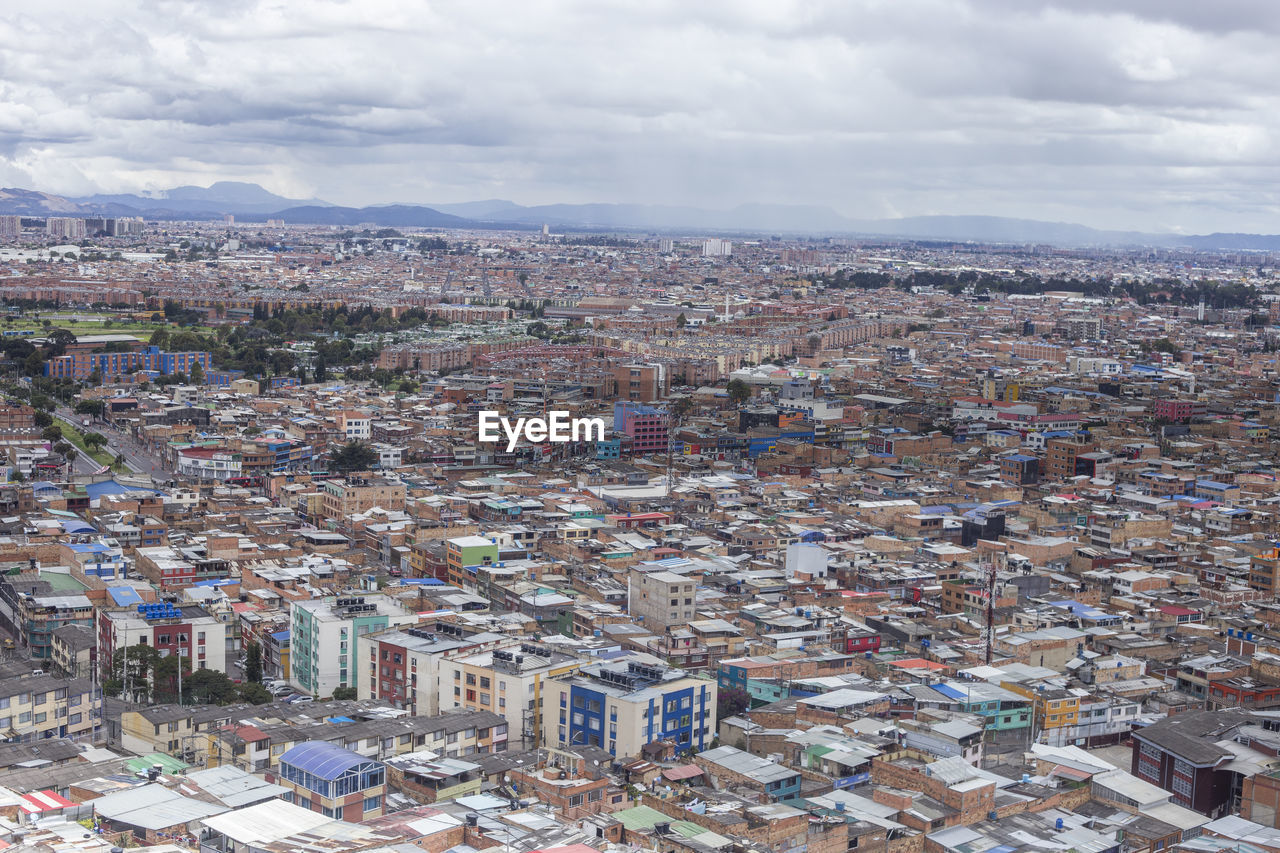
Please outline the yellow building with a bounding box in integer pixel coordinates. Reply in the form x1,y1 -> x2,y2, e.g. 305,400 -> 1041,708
1004,682 -> 1079,731
439,643 -> 583,750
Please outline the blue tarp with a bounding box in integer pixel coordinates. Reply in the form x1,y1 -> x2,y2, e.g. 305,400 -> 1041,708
931,683 -> 967,700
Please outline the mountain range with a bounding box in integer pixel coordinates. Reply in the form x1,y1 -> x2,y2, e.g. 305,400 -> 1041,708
3,181 -> 1280,250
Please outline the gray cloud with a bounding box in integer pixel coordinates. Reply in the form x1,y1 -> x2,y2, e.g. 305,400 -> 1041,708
1,0 -> 1279,231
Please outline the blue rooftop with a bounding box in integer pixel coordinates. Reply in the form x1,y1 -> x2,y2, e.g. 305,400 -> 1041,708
107,586 -> 144,607
931,683 -> 967,700
67,543 -> 109,553
1050,599 -> 1115,623
279,741 -> 379,779
84,479 -> 161,499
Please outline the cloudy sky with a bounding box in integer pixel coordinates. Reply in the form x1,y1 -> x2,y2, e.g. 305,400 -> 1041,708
1,0 -> 1278,232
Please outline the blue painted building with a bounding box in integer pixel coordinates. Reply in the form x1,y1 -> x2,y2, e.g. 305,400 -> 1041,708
545,656 -> 717,757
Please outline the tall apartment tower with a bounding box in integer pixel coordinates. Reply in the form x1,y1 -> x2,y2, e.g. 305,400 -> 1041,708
45,217 -> 86,240
702,238 -> 732,257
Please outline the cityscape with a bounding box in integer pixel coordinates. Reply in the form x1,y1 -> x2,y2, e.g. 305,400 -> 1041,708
4,3 -> 1280,853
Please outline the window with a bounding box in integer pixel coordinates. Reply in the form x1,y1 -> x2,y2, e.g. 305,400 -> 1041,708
364,795 -> 382,812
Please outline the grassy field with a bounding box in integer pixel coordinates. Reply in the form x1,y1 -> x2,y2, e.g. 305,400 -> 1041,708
55,418 -> 115,467
1,317 -> 170,337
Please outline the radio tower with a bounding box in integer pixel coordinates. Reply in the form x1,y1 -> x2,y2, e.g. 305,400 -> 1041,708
984,556 -> 998,665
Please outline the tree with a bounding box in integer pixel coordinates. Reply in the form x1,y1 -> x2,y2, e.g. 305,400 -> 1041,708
717,686 -> 751,720
152,653 -> 191,704
106,643 -> 161,703
188,359 -> 204,385
239,683 -> 273,704
41,425 -> 62,442
725,378 -> 752,407
184,669 -> 240,705
668,396 -> 695,425
45,328 -> 76,356
84,432 -> 107,452
333,686 -> 358,701
330,441 -> 378,474
74,399 -> 105,417
22,351 -> 44,377
313,356 -> 328,383
245,640 -> 263,684
676,312 -> 688,328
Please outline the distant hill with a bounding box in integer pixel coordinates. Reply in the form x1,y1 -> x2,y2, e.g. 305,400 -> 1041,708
241,204 -> 475,228
74,181 -> 330,216
9,182 -> 1280,249
842,215 -> 1164,247
422,199 -> 523,219
1182,232 -> 1280,252
0,187 -> 86,216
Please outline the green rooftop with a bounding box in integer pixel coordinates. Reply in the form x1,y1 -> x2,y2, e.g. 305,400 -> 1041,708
125,752 -> 190,775
612,805 -> 703,838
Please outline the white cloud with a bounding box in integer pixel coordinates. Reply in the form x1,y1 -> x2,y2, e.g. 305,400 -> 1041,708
0,0 -> 1278,231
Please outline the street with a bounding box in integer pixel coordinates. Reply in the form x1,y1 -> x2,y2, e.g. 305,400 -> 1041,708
52,408 -> 170,477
